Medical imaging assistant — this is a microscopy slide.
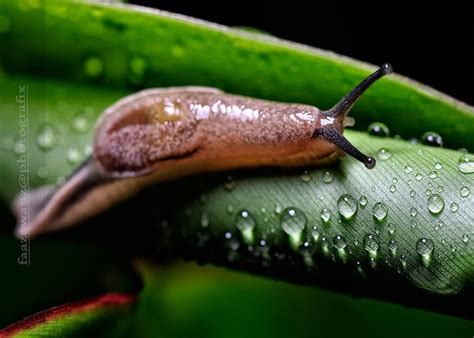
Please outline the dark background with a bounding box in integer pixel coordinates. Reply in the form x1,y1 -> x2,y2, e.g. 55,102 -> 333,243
131,1 -> 473,105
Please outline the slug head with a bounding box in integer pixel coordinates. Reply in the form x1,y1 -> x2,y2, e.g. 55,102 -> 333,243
314,63 -> 392,169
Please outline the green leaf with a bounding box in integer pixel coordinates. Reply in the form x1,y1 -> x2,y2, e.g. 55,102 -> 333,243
0,0 -> 473,150
0,293 -> 136,337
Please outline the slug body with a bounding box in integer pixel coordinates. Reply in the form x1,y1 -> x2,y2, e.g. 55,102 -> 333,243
15,64 -> 392,238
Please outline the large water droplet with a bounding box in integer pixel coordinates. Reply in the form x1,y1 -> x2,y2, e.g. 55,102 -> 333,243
320,208 -> 331,224
337,194 -> 357,219
235,210 -> 256,244
460,186 -> 470,197
388,239 -> 398,257
364,233 -> 379,259
416,238 -> 434,267
422,132 -> 443,147
367,122 -> 390,137
281,207 -> 306,249
84,56 -> 104,78
37,124 -> 56,150
377,148 -> 392,160
322,171 -> 334,184
427,194 -> 444,214
457,154 -> 474,174
372,202 -> 388,222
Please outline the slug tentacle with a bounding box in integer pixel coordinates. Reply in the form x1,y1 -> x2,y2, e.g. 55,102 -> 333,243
324,63 -> 392,122
313,128 -> 375,169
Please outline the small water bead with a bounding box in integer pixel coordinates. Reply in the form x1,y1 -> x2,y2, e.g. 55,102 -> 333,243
84,144 -> 93,156
458,154 -> 474,174
427,194 -> 444,214
377,148 -> 392,160
400,255 -> 407,270
460,186 -> 470,197
333,235 -> 347,250
404,165 -> 413,174
320,208 -> 331,224
425,189 -> 432,196
14,141 -> 26,155
450,244 -> 457,253
310,226 -> 321,242
235,210 -> 256,244
37,124 -> 57,150
322,171 -> 334,184
367,122 -> 390,137
409,138 -> 418,144
416,238 -> 434,267
84,56 -> 103,78
410,207 -> 418,217
434,162 -> 443,170
392,177 -> 398,184
320,236 -> 330,257
72,114 -> 88,133
227,204 -> 234,214
274,203 -> 283,214
450,202 -> 459,213
364,233 -> 379,259
36,166 -> 47,179
67,147 -> 82,164
410,190 -> 416,198
300,170 -> 311,182
359,196 -> 368,207
388,239 -> 398,257
462,234 -> 469,244
372,202 -> 388,222
436,186 -> 444,193
415,173 -> 423,181
387,223 -> 396,236
337,194 -> 358,219
428,171 -> 438,179
389,185 -> 396,193
371,186 -> 376,192
422,132 -> 443,147
281,208 -> 306,235
200,212 -> 209,227
224,175 -> 235,191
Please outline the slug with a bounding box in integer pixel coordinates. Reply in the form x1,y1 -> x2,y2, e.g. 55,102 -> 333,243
14,64 -> 392,238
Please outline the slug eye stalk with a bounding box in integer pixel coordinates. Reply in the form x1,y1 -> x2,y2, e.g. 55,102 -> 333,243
315,63 -> 393,169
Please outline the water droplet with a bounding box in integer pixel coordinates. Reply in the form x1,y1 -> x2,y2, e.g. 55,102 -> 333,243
388,239 -> 398,257
337,194 -> 358,219
372,202 -> 388,222
367,122 -> 390,137
387,223 -> 396,235
450,244 -> 457,253
320,208 -> 331,224
410,207 -> 418,217
37,124 -> 56,150
84,144 -> 93,156
14,141 -> 26,154
427,194 -> 444,214
320,236 -> 330,257
84,56 -> 103,78
400,255 -> 407,270
428,171 -> 438,179
36,166 -> 47,179
450,202 -> 459,213
227,204 -> 234,214
436,186 -> 444,193
300,170 -> 311,182
415,173 -> 423,181
462,234 -> 469,244
274,203 -> 282,214
370,186 -> 376,192
310,225 -> 320,242
425,189 -> 432,196
72,114 -> 88,133
457,154 -> 474,174
392,177 -> 398,184
200,212 -> 209,227
364,233 -> 379,259
333,235 -> 347,250
422,132 -> 443,147
322,171 -> 334,184
377,148 -> 392,160
409,138 -> 418,144
67,147 -> 82,164
359,196 -> 368,207
410,190 -> 416,198
458,148 -> 468,153
224,175 -> 235,191
404,165 -> 413,174
434,162 -> 443,170
281,207 -> 306,249
416,238 -> 434,267
460,186 -> 470,197
389,185 -> 396,193
235,210 -> 256,244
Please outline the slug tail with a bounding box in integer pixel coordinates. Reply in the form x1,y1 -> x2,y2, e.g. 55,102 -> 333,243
13,157 -> 103,238
324,63 -> 392,121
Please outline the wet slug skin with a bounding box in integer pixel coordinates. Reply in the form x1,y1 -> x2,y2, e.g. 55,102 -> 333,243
14,64 -> 392,238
